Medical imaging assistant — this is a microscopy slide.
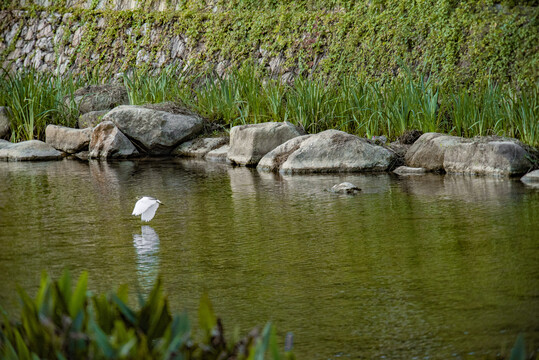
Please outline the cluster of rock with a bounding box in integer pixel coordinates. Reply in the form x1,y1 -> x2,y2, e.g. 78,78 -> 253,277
1,85 -> 538,187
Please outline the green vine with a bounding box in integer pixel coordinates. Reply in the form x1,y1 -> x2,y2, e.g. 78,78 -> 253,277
0,1 -> 537,90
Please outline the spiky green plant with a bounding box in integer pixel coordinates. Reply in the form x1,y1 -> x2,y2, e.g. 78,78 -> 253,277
0,271 -> 295,360
0,69 -> 81,142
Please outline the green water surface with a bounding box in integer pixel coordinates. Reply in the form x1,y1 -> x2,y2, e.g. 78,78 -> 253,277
0,159 -> 537,359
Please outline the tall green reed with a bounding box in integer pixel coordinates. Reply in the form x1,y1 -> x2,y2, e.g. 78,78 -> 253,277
1,65 -> 537,147
0,69 -> 81,141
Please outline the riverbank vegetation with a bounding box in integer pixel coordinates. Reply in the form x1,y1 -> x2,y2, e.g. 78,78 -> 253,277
0,271 -> 294,359
1,66 -> 538,147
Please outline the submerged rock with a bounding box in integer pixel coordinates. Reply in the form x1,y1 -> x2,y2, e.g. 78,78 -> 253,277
102,105 -> 203,155
227,121 -> 304,166
70,84 -> 129,114
329,182 -> 361,194
0,107 -> 11,139
172,137 -> 228,158
405,133 -> 535,176
279,130 -> 396,174
45,124 -> 92,153
0,140 -> 63,161
89,121 -> 139,159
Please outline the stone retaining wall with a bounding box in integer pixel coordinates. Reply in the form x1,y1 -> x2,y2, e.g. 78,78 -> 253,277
0,7 -> 297,78
2,1 -> 538,87
0,9 -> 220,76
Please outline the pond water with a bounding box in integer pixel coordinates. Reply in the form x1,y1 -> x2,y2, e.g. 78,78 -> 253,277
0,159 -> 538,359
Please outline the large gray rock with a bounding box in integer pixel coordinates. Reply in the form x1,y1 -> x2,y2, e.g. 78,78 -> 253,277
227,122 -> 304,166
78,110 -> 109,128
279,130 -> 396,174
89,121 -> 139,159
443,140 -> 534,176
406,133 -> 535,176
103,105 -> 204,155
45,124 -> 92,153
0,107 -> 11,139
521,170 -> 539,187
70,84 -> 129,114
0,139 -> 12,149
405,133 -> 467,171
0,140 -> 63,161
257,135 -> 312,172
172,137 -> 228,158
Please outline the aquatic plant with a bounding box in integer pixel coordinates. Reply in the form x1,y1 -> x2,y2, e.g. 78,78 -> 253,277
0,271 -> 294,359
1,67 -> 538,147
0,69 -> 81,141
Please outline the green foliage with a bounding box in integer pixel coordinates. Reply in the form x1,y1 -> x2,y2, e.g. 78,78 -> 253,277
0,69 -> 81,141
2,0 -> 537,89
0,271 -> 294,360
1,66 -> 538,146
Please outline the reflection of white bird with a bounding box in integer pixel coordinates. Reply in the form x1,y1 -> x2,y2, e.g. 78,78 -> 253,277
132,196 -> 162,222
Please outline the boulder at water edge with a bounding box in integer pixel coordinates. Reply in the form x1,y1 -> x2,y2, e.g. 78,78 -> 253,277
103,105 -> 204,155
205,145 -> 230,162
172,137 -> 228,158
0,107 -> 11,139
265,130 -> 395,174
257,135 -> 312,172
405,133 -> 467,171
405,133 -> 535,176
228,122 -> 304,166
69,84 -> 129,114
520,170 -> 539,188
89,121 -> 139,159
78,110 -> 110,128
443,140 -> 534,176
0,140 -> 63,161
45,124 -> 92,153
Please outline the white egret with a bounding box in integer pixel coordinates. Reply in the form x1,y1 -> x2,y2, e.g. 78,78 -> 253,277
132,196 -> 162,222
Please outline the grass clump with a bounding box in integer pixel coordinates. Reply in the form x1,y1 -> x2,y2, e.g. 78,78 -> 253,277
2,66 -> 538,148
0,271 -> 294,360
0,69 -> 81,141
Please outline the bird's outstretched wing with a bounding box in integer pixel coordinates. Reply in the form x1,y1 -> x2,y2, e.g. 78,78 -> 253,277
132,197 -> 154,216
141,202 -> 160,222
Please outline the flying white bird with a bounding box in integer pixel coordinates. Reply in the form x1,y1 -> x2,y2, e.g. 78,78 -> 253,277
132,196 -> 162,222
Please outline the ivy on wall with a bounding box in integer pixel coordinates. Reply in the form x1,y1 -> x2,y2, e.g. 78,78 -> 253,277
1,0 -> 538,90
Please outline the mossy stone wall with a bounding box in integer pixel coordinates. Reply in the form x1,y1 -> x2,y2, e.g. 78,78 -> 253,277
1,0 -> 537,89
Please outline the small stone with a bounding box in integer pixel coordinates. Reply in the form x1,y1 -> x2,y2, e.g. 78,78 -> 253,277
330,182 -> 361,194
